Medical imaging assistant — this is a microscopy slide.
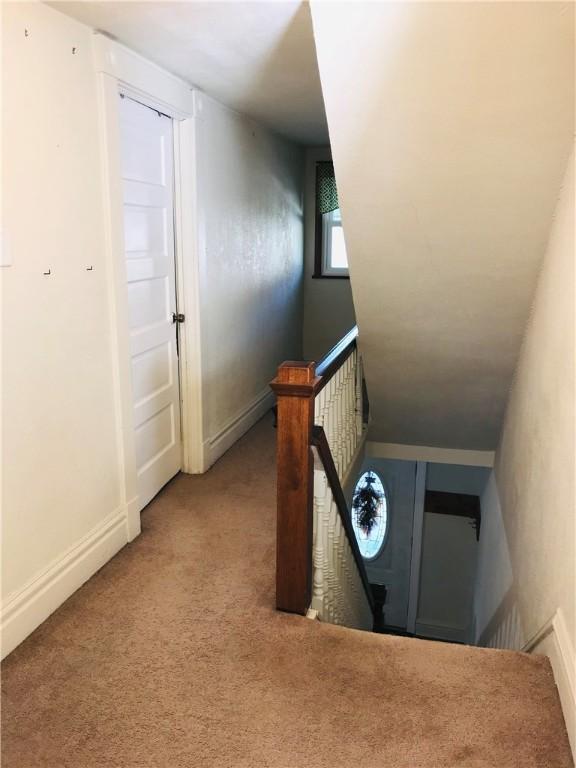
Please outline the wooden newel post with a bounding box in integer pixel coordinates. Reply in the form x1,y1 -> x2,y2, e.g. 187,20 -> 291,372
270,361 -> 319,614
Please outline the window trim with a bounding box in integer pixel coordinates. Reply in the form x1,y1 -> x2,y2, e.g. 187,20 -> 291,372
320,210 -> 348,277
313,209 -> 350,280
312,214 -> 350,280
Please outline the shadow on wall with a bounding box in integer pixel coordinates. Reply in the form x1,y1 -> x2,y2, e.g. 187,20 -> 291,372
474,472 -> 516,646
477,586 -> 523,650
234,2 -> 328,146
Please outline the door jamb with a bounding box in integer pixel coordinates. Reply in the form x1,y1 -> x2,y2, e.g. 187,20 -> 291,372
406,461 -> 426,633
93,35 -> 205,540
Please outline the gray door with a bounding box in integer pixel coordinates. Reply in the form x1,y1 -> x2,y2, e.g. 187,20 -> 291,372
363,459 -> 416,628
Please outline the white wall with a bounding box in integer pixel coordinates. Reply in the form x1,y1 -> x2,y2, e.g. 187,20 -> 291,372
414,464 -> 487,643
1,2 -> 304,655
311,1 -> 574,450
473,149 -> 575,750
195,94 -> 304,462
302,148 -> 355,361
1,2 -> 128,656
474,473 -> 515,645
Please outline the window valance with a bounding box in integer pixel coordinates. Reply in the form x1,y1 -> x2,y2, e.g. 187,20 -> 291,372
316,161 -> 339,216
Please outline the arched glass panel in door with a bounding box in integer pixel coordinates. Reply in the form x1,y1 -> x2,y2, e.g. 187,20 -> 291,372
351,471 -> 388,560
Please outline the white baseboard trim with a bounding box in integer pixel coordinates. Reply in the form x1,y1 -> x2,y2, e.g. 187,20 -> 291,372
205,387 -> 275,469
125,494 -> 141,541
523,609 -> 575,756
1,508 -> 128,659
415,620 -> 469,644
367,441 -> 494,467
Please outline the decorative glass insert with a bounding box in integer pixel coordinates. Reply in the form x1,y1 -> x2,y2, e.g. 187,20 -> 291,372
351,471 -> 388,559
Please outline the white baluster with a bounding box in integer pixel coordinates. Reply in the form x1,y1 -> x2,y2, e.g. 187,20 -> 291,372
321,480 -> 331,621
311,469 -> 327,616
344,356 -> 355,471
315,385 -> 326,429
334,367 -> 345,477
350,351 -> 358,451
356,353 -> 364,438
326,488 -> 337,622
340,362 -> 350,476
335,514 -> 347,623
306,346 -> 375,633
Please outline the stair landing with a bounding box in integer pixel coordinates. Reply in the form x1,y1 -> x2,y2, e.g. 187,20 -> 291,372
2,415 -> 572,767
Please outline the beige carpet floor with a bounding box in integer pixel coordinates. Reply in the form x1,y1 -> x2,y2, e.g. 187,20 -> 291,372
2,415 -> 573,768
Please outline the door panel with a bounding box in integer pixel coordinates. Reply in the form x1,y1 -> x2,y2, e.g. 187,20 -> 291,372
127,278 -> 169,329
119,95 -> 181,511
131,346 -> 171,403
134,404 -> 176,468
364,459 -> 416,628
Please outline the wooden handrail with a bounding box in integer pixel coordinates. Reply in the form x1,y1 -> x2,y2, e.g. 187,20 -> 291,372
314,325 -> 358,393
311,425 -> 375,613
270,326 -> 372,618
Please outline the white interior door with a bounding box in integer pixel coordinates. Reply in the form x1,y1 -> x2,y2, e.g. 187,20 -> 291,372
119,95 -> 182,511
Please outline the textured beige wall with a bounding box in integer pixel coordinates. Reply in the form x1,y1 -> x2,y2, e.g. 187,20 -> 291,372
195,93 -> 305,442
476,148 -> 575,650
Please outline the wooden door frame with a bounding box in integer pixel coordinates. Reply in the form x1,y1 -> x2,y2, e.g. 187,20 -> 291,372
94,35 -> 205,541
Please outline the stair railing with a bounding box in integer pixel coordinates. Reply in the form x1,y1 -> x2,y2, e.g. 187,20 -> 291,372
270,327 -> 375,630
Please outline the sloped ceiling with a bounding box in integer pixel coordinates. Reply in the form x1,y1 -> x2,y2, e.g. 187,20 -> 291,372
48,1 -> 328,145
311,1 -> 574,450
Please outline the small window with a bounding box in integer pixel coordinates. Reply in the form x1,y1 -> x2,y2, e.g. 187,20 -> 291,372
321,208 -> 349,276
314,161 -> 349,278
351,471 -> 388,560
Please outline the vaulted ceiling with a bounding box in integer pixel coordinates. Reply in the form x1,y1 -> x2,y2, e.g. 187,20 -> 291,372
48,1 -> 328,145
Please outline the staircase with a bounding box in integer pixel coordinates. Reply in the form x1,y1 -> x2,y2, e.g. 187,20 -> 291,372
2,392 -> 573,766
308,2 -> 574,454
270,328 -> 574,766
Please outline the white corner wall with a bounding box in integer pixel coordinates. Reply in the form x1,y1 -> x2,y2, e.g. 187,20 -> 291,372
474,473 -> 515,645
302,148 -> 356,361
474,148 -> 575,751
1,2 -> 304,657
1,2 -> 129,658
195,93 -> 304,465
310,1 -> 574,450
